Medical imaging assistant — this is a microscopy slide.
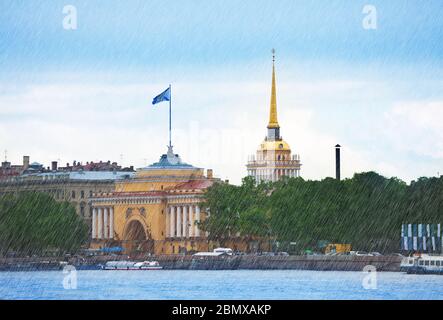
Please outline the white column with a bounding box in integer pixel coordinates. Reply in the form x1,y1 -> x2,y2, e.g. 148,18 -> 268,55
164,206 -> 171,238
195,205 -> 201,237
109,207 -> 114,239
183,205 -> 188,238
170,206 -> 175,238
176,206 -> 182,238
98,208 -> 103,239
103,207 -> 109,239
189,205 -> 194,238
92,208 -> 97,239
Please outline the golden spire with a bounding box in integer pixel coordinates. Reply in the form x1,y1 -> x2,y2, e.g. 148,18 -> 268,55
268,49 -> 279,129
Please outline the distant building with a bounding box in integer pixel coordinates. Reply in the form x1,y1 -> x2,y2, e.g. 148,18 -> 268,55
90,146 -> 217,255
57,160 -> 133,172
246,51 -> 301,183
401,224 -> 442,253
0,156 -> 135,234
0,156 -> 30,179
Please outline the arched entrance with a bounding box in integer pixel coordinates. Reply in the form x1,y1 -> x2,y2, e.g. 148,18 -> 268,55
122,219 -> 154,256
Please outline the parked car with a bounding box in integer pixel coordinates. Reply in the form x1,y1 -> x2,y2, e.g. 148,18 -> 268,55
370,252 -> 383,256
350,251 -> 373,256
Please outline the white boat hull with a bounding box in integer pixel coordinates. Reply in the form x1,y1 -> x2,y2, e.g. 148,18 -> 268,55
102,260 -> 163,270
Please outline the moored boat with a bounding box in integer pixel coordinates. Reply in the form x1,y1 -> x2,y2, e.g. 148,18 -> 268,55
400,254 -> 443,274
103,260 -> 162,270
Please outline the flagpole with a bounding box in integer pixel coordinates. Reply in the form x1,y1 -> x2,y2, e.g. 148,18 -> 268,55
169,84 -> 172,148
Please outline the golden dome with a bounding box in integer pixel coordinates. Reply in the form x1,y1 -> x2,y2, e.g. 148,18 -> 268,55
259,139 -> 291,151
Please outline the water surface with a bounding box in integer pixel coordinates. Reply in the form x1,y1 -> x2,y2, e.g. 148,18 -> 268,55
0,270 -> 441,300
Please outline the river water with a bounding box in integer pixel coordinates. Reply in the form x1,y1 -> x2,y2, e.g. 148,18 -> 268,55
0,270 -> 442,300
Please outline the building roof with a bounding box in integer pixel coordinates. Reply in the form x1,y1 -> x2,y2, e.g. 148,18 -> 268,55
21,171 -> 135,181
94,190 -> 166,198
141,146 -> 198,170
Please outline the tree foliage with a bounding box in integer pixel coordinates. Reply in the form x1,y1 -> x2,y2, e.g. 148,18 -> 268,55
202,172 -> 443,253
0,192 -> 89,255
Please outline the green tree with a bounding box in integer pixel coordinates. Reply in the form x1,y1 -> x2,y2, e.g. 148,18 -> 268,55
202,171 -> 439,253
0,192 -> 89,255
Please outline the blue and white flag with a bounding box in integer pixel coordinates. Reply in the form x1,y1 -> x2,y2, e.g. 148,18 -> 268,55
152,87 -> 171,105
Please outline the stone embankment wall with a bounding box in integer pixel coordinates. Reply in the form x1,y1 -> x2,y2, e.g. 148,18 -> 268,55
0,255 -> 402,271
156,255 -> 402,271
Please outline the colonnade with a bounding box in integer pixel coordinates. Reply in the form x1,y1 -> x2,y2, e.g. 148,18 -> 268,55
249,168 -> 299,182
92,207 -> 114,240
167,204 -> 201,238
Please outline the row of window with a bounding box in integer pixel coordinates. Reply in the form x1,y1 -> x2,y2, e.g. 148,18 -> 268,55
38,189 -> 112,200
418,260 -> 442,266
71,190 -> 89,199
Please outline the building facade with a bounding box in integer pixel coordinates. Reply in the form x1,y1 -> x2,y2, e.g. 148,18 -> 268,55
401,224 -> 442,253
246,52 -> 302,183
0,156 -> 135,230
0,155 -> 30,179
90,146 -> 217,255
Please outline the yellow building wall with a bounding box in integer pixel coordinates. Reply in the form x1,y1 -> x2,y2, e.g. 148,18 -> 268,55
115,168 -> 205,193
92,198 -> 210,255
90,165 -> 218,255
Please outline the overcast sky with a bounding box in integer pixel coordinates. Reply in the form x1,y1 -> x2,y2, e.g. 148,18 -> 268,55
1,0 -> 442,184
